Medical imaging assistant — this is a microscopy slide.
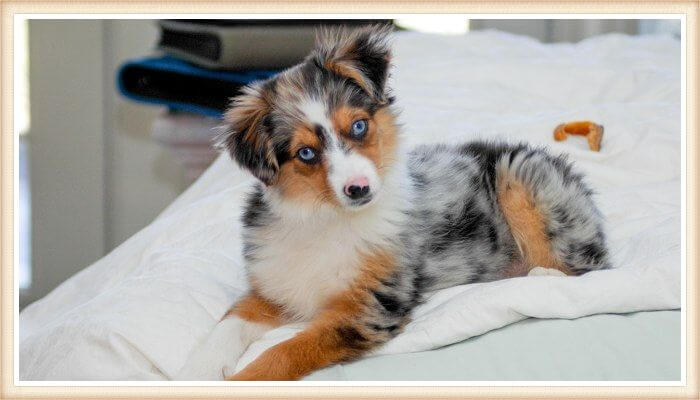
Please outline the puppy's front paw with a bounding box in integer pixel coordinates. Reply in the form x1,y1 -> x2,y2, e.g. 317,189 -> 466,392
225,367 -> 286,381
528,266 -> 567,277
173,344 -> 241,381
173,317 -> 259,381
224,349 -> 299,381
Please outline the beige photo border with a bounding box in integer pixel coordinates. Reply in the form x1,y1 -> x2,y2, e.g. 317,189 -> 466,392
1,1 -> 697,399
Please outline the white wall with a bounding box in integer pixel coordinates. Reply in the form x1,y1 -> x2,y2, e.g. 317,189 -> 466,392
469,19 -> 640,42
102,20 -> 188,249
26,20 -> 106,306
23,20 -> 188,307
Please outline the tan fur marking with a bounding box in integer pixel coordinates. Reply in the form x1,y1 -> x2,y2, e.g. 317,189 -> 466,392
223,292 -> 286,327
224,90 -> 279,184
353,247 -> 396,288
330,105 -> 365,137
369,107 -> 399,176
227,249 -> 397,380
225,94 -> 270,151
276,126 -> 339,206
330,106 -> 398,179
325,60 -> 374,97
497,177 -> 573,275
289,125 -> 322,152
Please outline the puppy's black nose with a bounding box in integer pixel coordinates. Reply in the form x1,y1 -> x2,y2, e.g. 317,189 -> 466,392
345,184 -> 370,200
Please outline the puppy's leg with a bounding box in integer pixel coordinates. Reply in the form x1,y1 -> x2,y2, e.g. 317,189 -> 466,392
226,250 -> 409,381
226,296 -> 391,381
496,147 -> 611,275
497,176 -> 573,276
174,292 -> 284,381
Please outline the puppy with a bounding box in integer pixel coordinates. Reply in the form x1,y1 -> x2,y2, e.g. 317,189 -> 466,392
176,25 -> 610,381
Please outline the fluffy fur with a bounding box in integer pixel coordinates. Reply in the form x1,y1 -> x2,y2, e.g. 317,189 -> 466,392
175,25 -> 610,381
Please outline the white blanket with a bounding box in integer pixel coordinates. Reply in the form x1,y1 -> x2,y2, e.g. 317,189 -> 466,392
19,31 -> 681,381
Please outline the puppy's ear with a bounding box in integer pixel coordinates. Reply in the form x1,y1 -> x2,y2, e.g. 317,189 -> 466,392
218,83 -> 279,185
315,24 -> 392,104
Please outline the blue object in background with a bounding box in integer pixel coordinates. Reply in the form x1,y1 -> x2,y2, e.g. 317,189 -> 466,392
117,55 -> 279,118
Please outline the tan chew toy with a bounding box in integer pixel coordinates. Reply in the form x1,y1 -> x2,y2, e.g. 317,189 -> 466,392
553,121 -> 604,152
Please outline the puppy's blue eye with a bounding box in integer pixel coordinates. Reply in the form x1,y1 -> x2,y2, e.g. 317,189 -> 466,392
350,119 -> 368,140
297,147 -> 318,164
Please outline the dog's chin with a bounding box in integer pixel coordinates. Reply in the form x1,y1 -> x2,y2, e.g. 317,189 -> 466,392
339,195 -> 376,212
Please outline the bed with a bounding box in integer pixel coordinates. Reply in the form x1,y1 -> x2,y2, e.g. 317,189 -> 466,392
19,30 -> 682,381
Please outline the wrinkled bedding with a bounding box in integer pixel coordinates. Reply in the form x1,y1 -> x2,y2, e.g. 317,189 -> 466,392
307,310 -> 681,381
19,30 -> 681,381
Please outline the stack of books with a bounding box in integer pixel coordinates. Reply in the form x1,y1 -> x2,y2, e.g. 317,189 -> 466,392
118,19 -> 389,117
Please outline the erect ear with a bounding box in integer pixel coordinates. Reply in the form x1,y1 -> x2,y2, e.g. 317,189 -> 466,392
218,83 -> 279,185
315,24 -> 392,104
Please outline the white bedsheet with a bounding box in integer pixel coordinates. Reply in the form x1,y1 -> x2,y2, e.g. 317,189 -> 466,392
19,30 -> 681,380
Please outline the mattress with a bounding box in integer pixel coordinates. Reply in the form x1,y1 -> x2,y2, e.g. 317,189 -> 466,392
18,30 -> 682,381
306,310 -> 681,381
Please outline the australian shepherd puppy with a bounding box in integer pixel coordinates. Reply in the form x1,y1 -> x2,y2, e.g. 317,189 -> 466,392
176,25 -> 610,381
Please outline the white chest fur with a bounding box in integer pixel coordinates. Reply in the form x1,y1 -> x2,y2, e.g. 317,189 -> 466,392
246,173 -> 411,321
248,214 -> 366,320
